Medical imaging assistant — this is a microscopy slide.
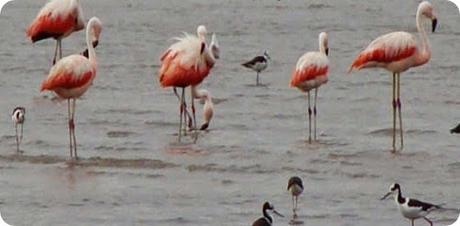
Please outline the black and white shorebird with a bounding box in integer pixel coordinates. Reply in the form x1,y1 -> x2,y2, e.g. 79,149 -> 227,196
11,107 -> 25,153
451,123 -> 460,134
381,183 -> 446,226
287,176 -> 304,218
242,51 -> 270,86
252,201 -> 284,226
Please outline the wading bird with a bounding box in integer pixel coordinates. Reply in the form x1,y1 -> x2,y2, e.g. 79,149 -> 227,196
27,0 -> 85,64
349,1 -> 437,152
242,51 -> 270,86
11,107 -> 25,153
287,176 -> 304,218
290,32 -> 329,143
40,17 -> 102,159
381,183 -> 446,226
159,26 -> 217,142
252,202 -> 284,226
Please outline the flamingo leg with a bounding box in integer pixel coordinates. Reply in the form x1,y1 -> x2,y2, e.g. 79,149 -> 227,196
423,217 -> 433,226
15,123 -> 19,152
411,219 -> 414,226
191,88 -> 197,130
191,88 -> 198,143
314,88 -> 318,141
58,39 -> 62,61
67,99 -> 73,158
174,88 -> 192,129
178,88 -> 185,142
392,73 -> 396,153
52,40 -> 59,65
397,73 -> 404,151
291,195 -> 295,217
182,89 -> 188,136
307,91 -> 312,144
256,71 -> 260,86
71,99 -> 77,159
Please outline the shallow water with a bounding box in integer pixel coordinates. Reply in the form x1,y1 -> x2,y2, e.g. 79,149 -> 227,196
0,0 -> 460,225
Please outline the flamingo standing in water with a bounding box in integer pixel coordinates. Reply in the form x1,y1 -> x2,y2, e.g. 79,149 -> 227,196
159,25 -> 217,142
290,32 -> 329,143
27,0 -> 85,64
11,107 -> 26,153
349,1 -> 437,152
182,32 -> 220,132
40,17 -> 102,159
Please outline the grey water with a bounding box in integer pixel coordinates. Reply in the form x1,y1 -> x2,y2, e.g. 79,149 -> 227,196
0,0 -> 459,225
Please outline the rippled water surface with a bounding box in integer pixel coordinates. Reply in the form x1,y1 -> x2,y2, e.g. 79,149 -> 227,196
0,0 -> 460,225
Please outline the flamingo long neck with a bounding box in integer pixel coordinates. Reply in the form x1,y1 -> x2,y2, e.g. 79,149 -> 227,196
415,8 -> 431,66
319,36 -> 326,54
86,21 -> 97,66
204,47 -> 216,67
192,86 -> 213,125
192,86 -> 210,102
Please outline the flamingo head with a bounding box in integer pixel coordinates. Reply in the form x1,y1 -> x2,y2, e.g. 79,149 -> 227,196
418,1 -> 437,32
197,25 -> 207,41
319,32 -> 329,56
210,33 -> 220,59
90,18 -> 103,47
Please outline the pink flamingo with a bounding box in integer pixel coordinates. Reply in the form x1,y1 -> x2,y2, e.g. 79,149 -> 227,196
27,0 -> 85,64
40,17 -> 102,159
290,32 -> 329,143
349,1 -> 437,152
159,25 -> 217,141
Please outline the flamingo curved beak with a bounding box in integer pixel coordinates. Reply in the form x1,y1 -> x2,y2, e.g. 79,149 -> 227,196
200,42 -> 205,54
432,18 -> 437,33
325,48 -> 329,56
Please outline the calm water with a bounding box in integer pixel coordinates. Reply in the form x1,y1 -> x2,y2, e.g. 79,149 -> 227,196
0,0 -> 459,225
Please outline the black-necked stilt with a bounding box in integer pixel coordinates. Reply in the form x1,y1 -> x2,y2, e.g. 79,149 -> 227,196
287,176 -> 304,218
451,124 -> 460,134
252,201 -> 284,226
242,51 -> 270,86
381,183 -> 443,226
11,107 -> 25,153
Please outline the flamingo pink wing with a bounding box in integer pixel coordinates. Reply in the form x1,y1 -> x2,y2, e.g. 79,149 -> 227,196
158,34 -> 210,87
40,56 -> 94,91
290,52 -> 328,87
349,32 -> 417,71
26,1 -> 82,42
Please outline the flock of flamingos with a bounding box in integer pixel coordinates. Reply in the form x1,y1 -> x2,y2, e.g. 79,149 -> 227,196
5,0 -> 460,225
